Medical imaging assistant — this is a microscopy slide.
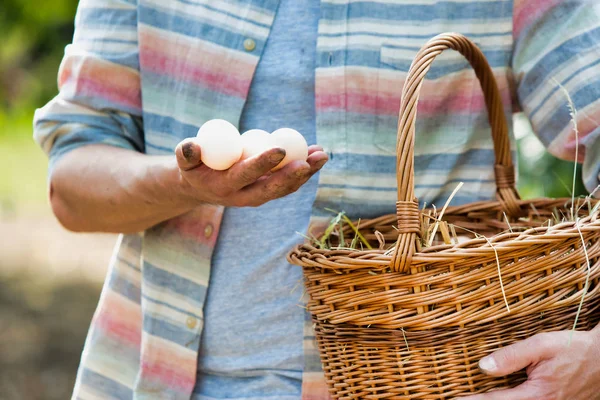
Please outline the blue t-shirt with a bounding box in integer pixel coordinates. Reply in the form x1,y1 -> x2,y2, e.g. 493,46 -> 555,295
192,1 -> 320,399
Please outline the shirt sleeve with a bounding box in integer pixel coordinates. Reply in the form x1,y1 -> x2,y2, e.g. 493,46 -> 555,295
512,0 -> 600,193
34,0 -> 144,172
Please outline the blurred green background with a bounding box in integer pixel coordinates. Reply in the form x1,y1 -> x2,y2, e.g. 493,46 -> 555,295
0,1 -> 588,399
1,1 -> 115,399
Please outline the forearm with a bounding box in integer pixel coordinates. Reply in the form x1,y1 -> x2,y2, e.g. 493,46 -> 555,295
50,145 -> 197,233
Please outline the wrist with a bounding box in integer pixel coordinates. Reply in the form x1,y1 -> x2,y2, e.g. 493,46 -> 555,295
142,155 -> 200,213
172,162 -> 205,208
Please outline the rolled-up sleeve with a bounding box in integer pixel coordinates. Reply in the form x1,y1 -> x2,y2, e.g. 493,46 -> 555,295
34,0 -> 144,172
512,0 -> 600,193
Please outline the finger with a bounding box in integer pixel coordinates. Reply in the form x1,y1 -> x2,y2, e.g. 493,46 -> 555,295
175,138 -> 203,171
306,150 -> 328,172
251,151 -> 326,184
237,160 -> 312,206
226,147 -> 286,190
479,333 -> 558,377
308,145 -> 324,155
461,382 -> 540,400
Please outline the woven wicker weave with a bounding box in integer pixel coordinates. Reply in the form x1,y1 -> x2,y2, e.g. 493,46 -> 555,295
288,33 -> 600,399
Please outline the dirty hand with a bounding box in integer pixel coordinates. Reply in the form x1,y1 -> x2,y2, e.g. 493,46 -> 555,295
174,139 -> 328,207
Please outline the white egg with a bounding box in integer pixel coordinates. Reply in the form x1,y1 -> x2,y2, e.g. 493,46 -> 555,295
196,119 -> 242,170
270,128 -> 309,171
240,129 -> 275,160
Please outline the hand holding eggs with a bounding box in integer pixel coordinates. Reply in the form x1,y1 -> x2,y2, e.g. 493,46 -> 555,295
196,120 -> 310,171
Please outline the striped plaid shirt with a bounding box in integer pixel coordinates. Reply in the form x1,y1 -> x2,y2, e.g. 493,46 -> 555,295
34,0 -> 600,398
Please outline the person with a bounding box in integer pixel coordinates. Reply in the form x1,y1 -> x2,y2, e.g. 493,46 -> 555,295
34,0 -> 600,399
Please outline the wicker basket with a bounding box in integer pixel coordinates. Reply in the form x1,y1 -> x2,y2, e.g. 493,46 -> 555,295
288,33 -> 600,399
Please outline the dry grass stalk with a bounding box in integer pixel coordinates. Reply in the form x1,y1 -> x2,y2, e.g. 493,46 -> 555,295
439,221 -> 453,245
452,224 -> 510,313
428,182 -> 464,247
503,211 -> 513,233
571,218 -> 592,346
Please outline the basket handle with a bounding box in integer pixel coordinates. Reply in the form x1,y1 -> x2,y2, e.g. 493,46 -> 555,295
391,33 -> 521,273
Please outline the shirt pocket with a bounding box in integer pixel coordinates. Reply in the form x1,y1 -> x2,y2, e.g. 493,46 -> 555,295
374,43 -> 478,158
137,0 -> 263,154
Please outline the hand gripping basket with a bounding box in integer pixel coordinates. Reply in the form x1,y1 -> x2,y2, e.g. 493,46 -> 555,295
288,33 -> 600,399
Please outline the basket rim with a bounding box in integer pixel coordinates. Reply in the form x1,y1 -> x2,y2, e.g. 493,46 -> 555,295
290,197 -> 600,270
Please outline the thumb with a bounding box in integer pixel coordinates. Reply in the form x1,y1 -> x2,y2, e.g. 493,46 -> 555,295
175,138 -> 203,171
479,333 -> 557,377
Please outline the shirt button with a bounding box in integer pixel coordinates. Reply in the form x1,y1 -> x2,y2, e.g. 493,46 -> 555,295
243,38 -> 256,52
204,224 -> 213,238
186,316 -> 197,329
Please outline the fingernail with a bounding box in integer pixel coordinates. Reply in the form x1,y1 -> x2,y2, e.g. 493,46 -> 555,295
269,150 -> 286,164
182,142 -> 195,161
479,356 -> 497,373
315,159 -> 327,169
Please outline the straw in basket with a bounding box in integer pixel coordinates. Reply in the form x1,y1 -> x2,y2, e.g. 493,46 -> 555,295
288,33 -> 600,399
